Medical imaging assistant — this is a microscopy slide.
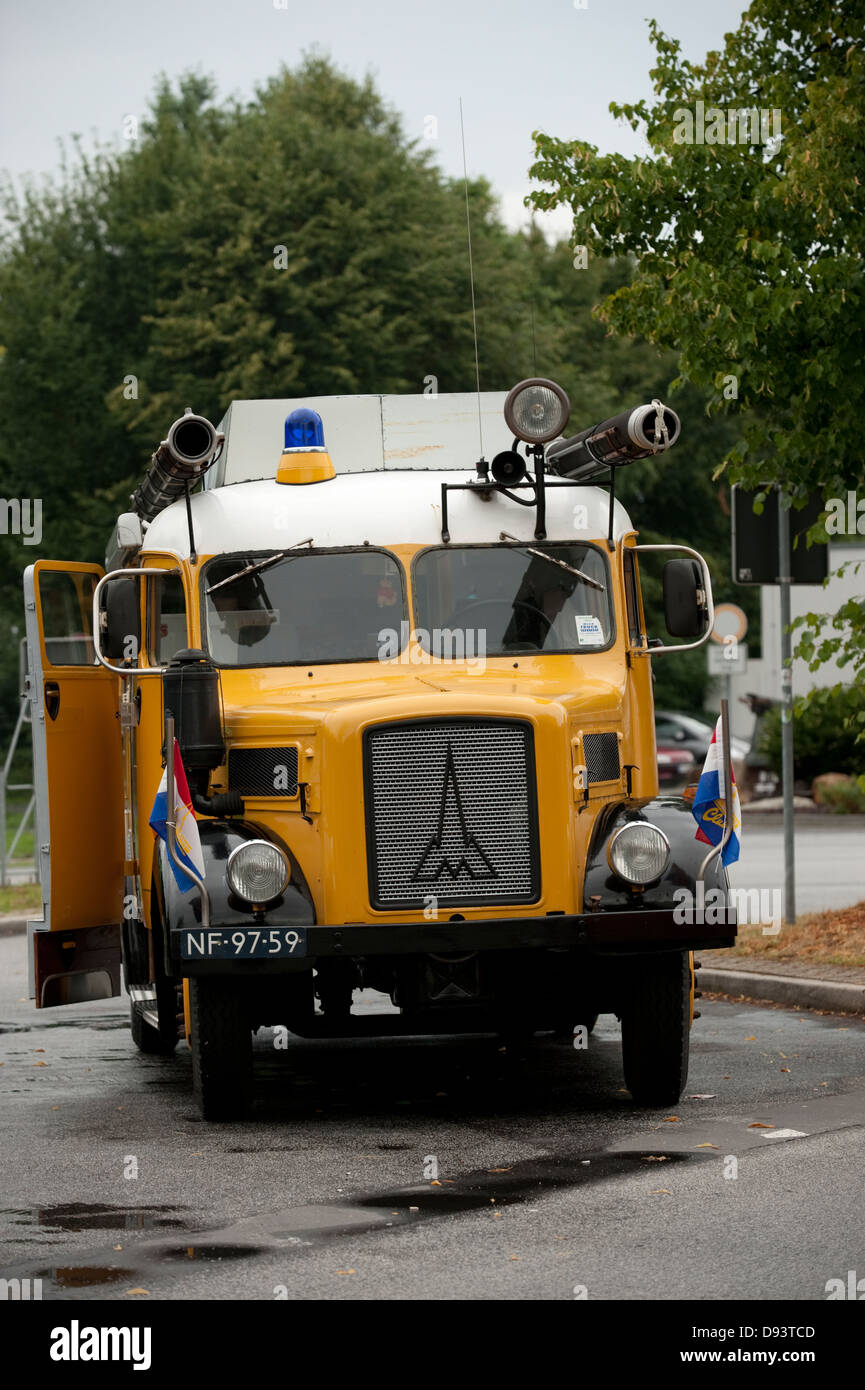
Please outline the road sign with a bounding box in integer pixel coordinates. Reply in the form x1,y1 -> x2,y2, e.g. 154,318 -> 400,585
711,603 -> 748,645
732,485 -> 828,585
707,641 -> 749,675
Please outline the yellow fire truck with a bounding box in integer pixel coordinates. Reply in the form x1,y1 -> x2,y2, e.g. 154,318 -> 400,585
23,380 -> 736,1119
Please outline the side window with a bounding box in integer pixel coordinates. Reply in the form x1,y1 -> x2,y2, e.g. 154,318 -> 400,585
623,549 -> 644,647
149,573 -> 187,664
39,571 -> 97,666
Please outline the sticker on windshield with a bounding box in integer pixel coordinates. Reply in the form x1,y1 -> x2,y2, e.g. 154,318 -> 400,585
575,614 -> 605,645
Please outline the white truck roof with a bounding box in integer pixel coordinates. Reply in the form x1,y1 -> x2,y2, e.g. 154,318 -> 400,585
139,392 -> 636,557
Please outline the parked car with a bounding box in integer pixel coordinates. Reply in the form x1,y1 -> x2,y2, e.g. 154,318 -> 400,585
654,710 -> 748,784
657,744 -> 696,786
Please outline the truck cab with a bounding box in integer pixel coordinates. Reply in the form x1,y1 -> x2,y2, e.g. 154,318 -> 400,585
23,381 -> 736,1118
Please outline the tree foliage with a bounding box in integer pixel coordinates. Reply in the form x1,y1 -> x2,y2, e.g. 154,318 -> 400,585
528,0 -> 865,694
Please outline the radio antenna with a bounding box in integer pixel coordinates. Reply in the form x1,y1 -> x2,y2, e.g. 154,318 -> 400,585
459,97 -> 484,461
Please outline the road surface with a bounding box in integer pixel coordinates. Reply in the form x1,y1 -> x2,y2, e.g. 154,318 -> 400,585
1,932 -> 863,1301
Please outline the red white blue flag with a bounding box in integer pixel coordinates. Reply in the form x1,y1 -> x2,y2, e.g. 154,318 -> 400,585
149,740 -> 205,893
691,717 -> 741,866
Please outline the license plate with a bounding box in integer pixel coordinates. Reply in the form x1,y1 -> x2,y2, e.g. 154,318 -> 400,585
180,927 -> 307,959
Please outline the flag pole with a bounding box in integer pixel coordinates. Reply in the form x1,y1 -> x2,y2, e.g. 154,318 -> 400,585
164,709 -> 211,928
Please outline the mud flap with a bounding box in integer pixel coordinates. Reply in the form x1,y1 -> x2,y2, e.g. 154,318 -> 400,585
34,924 -> 122,1008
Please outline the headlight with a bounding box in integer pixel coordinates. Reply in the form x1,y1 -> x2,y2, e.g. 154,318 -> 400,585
226,840 -> 289,903
606,822 -> 670,885
504,377 -> 570,444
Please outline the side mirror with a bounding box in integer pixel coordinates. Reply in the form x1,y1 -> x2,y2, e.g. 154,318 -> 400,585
663,559 -> 707,638
102,576 -> 141,663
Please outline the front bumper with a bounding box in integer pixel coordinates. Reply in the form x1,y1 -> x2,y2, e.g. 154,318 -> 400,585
169,908 -> 736,974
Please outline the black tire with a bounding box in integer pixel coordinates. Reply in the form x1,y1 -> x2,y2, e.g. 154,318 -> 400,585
189,978 -> 252,1121
621,953 -> 690,1106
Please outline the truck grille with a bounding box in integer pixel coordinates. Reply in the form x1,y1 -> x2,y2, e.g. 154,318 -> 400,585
364,719 -> 539,909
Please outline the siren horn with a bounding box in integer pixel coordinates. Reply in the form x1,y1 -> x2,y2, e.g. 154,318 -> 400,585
546,400 -> 681,482
131,408 -> 224,522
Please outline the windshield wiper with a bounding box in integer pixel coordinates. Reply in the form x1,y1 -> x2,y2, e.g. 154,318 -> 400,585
205,538 -> 314,595
498,532 -> 605,592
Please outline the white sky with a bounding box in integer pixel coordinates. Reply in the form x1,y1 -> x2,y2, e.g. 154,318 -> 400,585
0,0 -> 747,236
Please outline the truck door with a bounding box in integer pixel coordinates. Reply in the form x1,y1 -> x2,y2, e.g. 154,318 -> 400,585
23,561 -> 124,1005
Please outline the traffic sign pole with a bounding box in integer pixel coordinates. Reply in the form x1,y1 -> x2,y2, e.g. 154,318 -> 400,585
778,495 -> 796,925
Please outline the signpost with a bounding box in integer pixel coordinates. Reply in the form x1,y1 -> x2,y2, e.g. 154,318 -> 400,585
731,488 -> 822,925
708,603 -> 749,717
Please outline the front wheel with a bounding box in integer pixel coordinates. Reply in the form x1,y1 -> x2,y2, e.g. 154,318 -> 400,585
189,978 -> 253,1121
621,953 -> 690,1106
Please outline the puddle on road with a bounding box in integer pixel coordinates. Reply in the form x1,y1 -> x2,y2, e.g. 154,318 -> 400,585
159,1244 -> 267,1263
7,1203 -> 188,1233
48,1266 -> 137,1288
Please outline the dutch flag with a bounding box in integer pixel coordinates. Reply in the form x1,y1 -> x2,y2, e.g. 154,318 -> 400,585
149,740 -> 206,893
691,717 -> 742,866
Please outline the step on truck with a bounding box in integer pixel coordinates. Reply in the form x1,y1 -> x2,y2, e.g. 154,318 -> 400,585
23,379 -> 737,1119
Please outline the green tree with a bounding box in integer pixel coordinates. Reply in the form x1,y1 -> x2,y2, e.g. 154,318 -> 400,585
528,0 -> 865,700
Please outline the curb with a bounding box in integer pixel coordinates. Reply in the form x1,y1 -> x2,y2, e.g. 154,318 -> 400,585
699,967 -> 865,1015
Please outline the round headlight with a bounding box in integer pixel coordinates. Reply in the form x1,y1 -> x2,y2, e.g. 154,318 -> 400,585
226,840 -> 289,903
504,377 -> 570,444
607,822 -> 670,886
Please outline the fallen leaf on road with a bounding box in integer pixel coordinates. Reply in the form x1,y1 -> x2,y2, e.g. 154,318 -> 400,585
694,1143 -> 719,1149
114,1245 -> 122,1251
34,1048 -> 44,1053
748,1122 -> 774,1129
125,1288 -> 149,1296
641,1155 -> 669,1162
779,1052 -> 787,1059
430,1180 -> 442,1186
780,1067 -> 791,1073
745,1036 -> 756,1041
486,1167 -> 513,1173
663,1116 -> 680,1123
650,1189 -> 672,1195
33,1061 -> 47,1067
722,1075 -> 730,1079
336,1269 -> 356,1276
509,1255 -> 519,1260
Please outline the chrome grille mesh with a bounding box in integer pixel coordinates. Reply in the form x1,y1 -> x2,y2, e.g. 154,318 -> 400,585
365,720 -> 539,908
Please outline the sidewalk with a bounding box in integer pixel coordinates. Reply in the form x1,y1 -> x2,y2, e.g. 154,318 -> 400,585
698,951 -> 865,1015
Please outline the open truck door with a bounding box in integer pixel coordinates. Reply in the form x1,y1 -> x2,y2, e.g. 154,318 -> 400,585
23,561 -> 124,1006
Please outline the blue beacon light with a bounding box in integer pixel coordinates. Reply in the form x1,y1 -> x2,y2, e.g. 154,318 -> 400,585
284,407 -> 326,452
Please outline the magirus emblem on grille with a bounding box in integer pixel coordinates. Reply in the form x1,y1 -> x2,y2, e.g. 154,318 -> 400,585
413,746 -> 497,883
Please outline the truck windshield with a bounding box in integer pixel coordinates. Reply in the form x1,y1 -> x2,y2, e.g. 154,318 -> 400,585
412,543 -> 612,656
202,549 -> 406,665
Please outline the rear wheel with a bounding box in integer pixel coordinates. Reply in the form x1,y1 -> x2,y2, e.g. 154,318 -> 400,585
621,953 -> 690,1106
189,978 -> 253,1121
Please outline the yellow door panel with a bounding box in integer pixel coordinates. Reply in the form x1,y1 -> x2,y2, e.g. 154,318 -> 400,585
26,561 -> 124,933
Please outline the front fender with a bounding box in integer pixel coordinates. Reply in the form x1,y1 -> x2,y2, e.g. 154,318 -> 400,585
155,820 -> 315,963
583,795 -> 731,911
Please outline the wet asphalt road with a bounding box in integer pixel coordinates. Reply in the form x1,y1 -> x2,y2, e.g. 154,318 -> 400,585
1,934 -> 864,1302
